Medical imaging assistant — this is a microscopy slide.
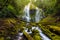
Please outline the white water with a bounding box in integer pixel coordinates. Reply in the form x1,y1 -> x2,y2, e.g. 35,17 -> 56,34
18,26 -> 51,40
23,0 -> 43,23
24,27 -> 51,40
18,33 -> 23,40
35,7 -> 40,23
32,27 -> 51,40
23,3 -> 31,22
19,0 -> 50,40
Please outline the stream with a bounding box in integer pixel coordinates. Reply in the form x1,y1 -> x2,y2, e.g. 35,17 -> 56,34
17,0 -> 51,40
17,26 -> 51,40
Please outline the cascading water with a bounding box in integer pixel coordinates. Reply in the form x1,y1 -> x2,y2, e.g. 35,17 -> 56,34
23,0 -> 43,23
18,0 -> 51,40
23,3 -> 31,22
35,7 -> 40,23
31,27 -> 51,40
35,7 -> 44,23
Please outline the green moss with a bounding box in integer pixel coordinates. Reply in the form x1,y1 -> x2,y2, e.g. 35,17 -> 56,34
40,16 -> 56,25
23,31 -> 34,40
8,5 -> 14,10
38,24 -> 60,40
33,35 -> 41,40
32,29 -> 42,40
30,22 -> 36,26
32,29 -> 39,34
30,3 -> 36,10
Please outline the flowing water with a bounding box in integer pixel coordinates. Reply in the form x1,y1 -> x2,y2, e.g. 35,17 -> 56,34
31,27 -> 51,40
18,0 -> 51,40
17,26 -> 51,40
22,0 -> 43,23
23,3 -> 31,22
35,7 -> 40,23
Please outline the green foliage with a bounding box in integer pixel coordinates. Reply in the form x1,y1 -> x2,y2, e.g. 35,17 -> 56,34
0,0 -> 7,10
33,0 -> 57,16
33,0 -> 56,8
0,0 -> 18,18
15,0 -> 30,7
14,0 -> 30,16
0,6 -> 17,18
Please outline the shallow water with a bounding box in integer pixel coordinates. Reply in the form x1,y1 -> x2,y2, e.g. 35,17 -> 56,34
17,26 -> 51,40
32,27 -> 51,40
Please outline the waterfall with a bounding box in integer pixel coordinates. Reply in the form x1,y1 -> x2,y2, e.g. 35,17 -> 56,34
23,0 -> 37,22
23,3 -> 31,22
23,0 -> 43,23
35,7 -> 40,23
35,7 -> 43,23
22,1 -> 50,39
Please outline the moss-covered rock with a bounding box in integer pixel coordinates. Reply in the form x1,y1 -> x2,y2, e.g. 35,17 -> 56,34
38,24 -> 60,40
23,31 -> 34,40
32,29 -> 42,40
33,35 -> 41,40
